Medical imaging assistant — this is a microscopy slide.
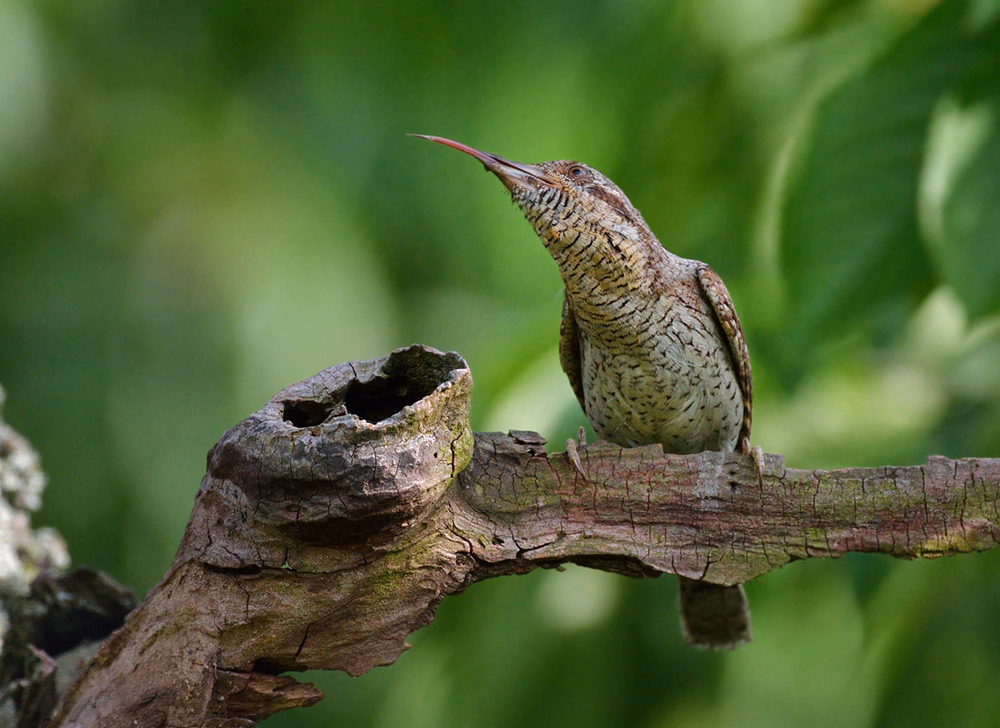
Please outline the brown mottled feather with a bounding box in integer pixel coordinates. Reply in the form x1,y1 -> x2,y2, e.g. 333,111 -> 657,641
420,134 -> 753,648
695,265 -> 752,452
558,294 -> 586,411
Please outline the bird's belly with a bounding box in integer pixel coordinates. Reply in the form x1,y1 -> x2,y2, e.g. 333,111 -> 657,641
580,342 -> 742,454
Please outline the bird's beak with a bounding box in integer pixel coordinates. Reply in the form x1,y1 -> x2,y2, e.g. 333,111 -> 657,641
409,134 -> 554,187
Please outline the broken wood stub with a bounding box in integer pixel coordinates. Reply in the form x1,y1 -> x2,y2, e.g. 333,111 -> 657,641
53,345 -> 475,727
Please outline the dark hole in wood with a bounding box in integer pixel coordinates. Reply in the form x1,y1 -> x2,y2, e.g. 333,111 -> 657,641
342,346 -> 462,423
282,347 -> 463,427
283,399 -> 334,427
344,373 -> 431,424
253,657 -> 287,675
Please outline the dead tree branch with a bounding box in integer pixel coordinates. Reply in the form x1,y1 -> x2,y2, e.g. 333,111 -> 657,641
37,346 -> 1000,727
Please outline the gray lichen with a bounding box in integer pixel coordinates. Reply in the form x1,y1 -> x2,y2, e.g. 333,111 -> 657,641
0,384 -> 70,649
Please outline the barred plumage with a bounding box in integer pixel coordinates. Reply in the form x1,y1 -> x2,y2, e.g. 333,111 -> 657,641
418,134 -> 755,649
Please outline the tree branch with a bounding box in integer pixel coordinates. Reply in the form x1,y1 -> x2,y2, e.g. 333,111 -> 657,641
45,346 -> 999,727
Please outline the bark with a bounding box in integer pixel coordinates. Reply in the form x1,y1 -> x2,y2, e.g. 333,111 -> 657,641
27,345 -> 999,726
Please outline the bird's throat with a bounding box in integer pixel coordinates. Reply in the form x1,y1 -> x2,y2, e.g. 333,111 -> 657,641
530,216 -> 651,299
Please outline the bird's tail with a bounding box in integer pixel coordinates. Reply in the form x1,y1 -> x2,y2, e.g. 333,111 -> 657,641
677,576 -> 751,649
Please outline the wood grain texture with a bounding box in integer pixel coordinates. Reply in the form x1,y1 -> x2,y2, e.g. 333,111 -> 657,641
47,348 -> 1000,727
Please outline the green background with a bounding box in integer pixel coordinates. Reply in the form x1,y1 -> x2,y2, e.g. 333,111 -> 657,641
3,1 -> 1000,725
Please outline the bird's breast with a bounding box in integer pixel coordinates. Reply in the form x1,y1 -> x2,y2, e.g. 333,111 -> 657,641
577,298 -> 743,454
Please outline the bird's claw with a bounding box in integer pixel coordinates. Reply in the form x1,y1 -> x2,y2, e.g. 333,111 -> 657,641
740,437 -> 765,487
565,427 -> 588,478
750,444 -> 765,488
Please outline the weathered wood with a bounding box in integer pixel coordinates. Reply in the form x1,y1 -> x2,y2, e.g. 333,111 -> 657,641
46,346 -> 1000,727
456,434 -> 999,582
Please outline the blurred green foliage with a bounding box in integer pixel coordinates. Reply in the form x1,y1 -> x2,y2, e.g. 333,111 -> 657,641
2,0 -> 1000,725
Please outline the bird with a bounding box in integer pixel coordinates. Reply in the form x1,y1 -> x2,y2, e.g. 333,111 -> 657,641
414,134 -> 755,649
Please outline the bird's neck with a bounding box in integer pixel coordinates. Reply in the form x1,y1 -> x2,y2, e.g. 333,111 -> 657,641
530,211 -> 669,302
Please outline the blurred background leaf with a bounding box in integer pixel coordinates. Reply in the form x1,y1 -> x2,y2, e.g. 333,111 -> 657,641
1,0 -> 1000,726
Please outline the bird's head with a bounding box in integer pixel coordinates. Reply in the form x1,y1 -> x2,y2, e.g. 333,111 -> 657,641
412,135 -> 657,280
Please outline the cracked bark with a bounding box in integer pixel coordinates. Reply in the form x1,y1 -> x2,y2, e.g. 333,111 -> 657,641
36,345 -> 1000,727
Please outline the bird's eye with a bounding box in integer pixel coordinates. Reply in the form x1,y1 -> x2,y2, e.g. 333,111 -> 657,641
569,165 -> 585,177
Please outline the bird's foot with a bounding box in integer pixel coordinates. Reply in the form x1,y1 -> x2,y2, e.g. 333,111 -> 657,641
742,438 -> 765,488
565,426 -> 588,478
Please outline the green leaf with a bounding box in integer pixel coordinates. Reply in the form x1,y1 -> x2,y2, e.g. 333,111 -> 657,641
940,121 -> 1000,317
778,1 -> 985,357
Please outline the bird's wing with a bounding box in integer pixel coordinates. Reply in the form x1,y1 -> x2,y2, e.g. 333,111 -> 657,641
559,293 -> 587,412
696,265 -> 753,450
